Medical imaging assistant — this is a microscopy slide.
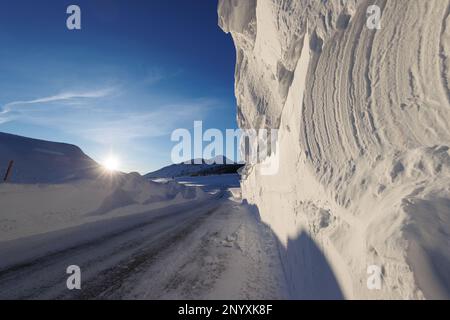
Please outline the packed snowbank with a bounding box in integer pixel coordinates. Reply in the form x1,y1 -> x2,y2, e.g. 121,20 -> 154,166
0,174 -> 208,242
219,0 -> 450,299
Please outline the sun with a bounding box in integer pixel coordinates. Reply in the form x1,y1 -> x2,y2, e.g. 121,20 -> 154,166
102,155 -> 120,172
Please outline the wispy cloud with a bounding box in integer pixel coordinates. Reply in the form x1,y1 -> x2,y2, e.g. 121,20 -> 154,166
1,88 -> 114,114
22,98 -> 216,144
141,68 -> 183,86
75,101 -> 214,143
1,88 -> 217,145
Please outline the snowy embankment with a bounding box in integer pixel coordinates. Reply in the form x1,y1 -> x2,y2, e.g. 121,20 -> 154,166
219,0 -> 450,299
0,132 -> 207,242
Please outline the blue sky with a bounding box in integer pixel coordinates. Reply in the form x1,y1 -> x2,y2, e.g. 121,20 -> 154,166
0,0 -> 237,173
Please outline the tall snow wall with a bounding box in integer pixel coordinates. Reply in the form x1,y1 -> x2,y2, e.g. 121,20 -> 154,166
219,0 -> 450,299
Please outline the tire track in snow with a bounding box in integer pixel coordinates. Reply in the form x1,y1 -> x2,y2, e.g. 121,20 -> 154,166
0,200 -> 221,299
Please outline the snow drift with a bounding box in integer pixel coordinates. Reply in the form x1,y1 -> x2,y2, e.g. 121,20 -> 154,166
219,0 -> 450,299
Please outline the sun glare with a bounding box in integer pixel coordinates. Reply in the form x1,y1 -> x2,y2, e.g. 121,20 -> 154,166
103,155 -> 120,172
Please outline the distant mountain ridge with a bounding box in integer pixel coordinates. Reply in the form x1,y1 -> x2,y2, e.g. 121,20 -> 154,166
145,156 -> 244,178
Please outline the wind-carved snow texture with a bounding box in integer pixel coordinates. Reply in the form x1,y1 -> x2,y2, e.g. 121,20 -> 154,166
219,0 -> 450,299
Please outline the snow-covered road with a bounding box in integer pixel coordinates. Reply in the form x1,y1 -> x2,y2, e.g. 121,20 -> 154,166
0,178 -> 286,300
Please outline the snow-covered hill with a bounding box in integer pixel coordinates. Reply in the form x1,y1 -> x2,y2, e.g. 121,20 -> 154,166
145,156 -> 243,178
0,132 -> 207,241
219,0 -> 450,299
0,132 -> 99,184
